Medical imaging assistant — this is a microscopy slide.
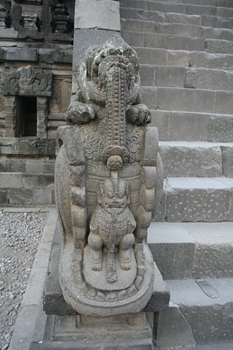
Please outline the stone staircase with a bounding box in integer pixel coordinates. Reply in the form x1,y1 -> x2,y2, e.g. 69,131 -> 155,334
120,0 -> 233,348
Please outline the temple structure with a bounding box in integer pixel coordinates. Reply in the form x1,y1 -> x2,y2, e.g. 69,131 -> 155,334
1,0 -> 233,349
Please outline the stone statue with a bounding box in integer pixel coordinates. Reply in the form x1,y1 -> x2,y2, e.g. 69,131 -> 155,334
55,35 -> 164,316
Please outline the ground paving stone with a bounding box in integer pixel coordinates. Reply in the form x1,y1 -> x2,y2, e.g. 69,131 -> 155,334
0,210 -> 47,350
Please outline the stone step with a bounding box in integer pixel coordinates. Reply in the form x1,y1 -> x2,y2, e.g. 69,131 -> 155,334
121,8 -> 233,30
140,86 -> 233,115
122,30 -> 205,51
189,51 -> 233,70
140,65 -> 233,91
151,111 -> 233,144
121,0 -> 218,16
148,0 -> 233,6
205,38 -> 233,54
159,141 -> 233,178
148,221 -> 233,279
155,177 -> 233,222
134,47 -> 233,71
123,30 -> 233,54
166,278 -> 233,344
121,20 -> 233,41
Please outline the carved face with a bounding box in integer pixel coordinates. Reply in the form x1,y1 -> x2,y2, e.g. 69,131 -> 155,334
99,177 -> 129,210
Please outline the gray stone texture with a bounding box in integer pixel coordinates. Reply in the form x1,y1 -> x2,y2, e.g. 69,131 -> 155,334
208,115 -> 233,142
122,30 -> 205,51
167,279 -> 233,344
155,303 -> 196,350
190,51 -> 233,70
205,39 -> 233,54
5,46 -> 38,61
148,223 -> 195,280
221,146 -> 233,177
159,142 -> 222,177
185,68 -> 233,91
165,178 -> 233,222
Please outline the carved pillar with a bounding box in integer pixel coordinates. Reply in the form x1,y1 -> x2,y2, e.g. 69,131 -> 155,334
22,12 -> 38,30
37,97 -> 48,138
4,96 -> 16,137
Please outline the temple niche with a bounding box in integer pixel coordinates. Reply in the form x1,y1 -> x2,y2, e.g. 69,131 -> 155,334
55,35 -> 166,317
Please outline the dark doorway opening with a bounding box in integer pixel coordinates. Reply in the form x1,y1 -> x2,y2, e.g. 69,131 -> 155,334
15,96 -> 37,137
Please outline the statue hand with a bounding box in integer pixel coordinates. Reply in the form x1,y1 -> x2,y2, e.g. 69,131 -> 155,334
126,104 -> 151,126
66,101 -> 96,125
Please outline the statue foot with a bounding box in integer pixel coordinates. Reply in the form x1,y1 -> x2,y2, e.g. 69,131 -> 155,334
90,249 -> 102,271
120,259 -> 131,270
90,260 -> 102,271
119,248 -> 131,270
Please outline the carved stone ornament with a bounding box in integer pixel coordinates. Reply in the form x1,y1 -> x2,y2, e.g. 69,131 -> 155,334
55,36 -> 164,317
0,66 -> 52,96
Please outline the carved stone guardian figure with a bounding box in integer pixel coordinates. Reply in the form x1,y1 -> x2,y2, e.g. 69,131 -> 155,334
55,35 -> 164,316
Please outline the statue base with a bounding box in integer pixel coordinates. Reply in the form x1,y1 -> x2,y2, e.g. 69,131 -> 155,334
30,312 -> 155,350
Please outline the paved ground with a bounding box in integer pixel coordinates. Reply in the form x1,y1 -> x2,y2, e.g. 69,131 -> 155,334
0,209 -> 48,350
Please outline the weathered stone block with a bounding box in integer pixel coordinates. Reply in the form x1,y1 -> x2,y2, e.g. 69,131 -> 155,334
8,188 -> 33,205
121,19 -> 155,33
5,160 -> 26,172
0,189 -> 7,204
157,87 -> 215,113
190,51 -> 233,70
134,47 -> 167,66
159,142 -> 222,177
26,161 -> 44,174
214,91 -> 233,114
0,172 -> 22,188
155,66 -> 185,87
208,115 -> 233,142
185,68 -> 233,90
33,189 -> 52,205
140,86 -> 158,110
148,222 -> 195,280
166,49 -> 190,67
205,39 -> 233,54
5,46 -> 38,62
22,174 -> 54,189
221,146 -> 233,178
165,178 -> 233,222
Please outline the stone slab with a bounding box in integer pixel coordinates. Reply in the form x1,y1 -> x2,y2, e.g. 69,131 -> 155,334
157,87 -> 215,113
221,145 -> 233,177
165,177 -> 233,222
166,278 -> 233,343
151,111 -> 210,142
205,39 -> 233,54
75,0 -> 120,31
122,31 -> 205,51
155,302 -> 196,350
148,222 -> 195,280
120,7 -> 202,25
146,65 -> 185,88
185,68 -> 233,91
190,51 -> 233,70
184,222 -> 233,279
133,47 -> 167,65
208,115 -> 233,142
5,46 -> 38,61
159,141 -> 222,177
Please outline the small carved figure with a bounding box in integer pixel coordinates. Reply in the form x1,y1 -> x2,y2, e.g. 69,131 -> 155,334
88,157 -> 136,283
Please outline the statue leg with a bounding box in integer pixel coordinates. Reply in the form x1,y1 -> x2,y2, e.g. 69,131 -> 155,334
119,233 -> 135,270
88,232 -> 103,271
